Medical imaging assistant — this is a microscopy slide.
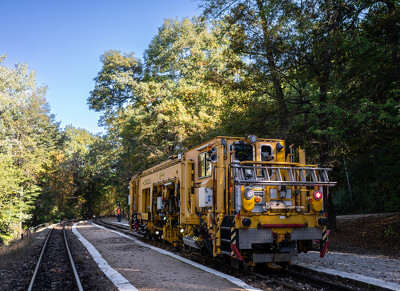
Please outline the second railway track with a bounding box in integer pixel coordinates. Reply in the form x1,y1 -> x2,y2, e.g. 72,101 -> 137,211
28,223 -> 83,291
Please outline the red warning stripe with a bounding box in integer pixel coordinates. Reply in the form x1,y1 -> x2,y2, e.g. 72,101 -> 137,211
231,244 -> 243,262
259,224 -> 306,228
320,241 -> 330,258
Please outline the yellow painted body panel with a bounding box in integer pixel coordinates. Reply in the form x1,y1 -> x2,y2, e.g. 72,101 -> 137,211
129,136 -> 335,264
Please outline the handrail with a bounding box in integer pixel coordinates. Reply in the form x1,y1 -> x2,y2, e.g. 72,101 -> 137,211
239,161 -> 317,167
232,164 -> 336,186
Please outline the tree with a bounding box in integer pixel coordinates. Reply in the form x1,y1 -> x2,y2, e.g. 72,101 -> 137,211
0,56 -> 60,243
89,18 -> 243,164
33,125 -> 119,223
86,4 -> 400,217
200,0 -> 400,216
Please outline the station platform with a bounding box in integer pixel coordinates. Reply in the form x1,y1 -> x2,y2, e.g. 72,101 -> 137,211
72,219 -> 258,291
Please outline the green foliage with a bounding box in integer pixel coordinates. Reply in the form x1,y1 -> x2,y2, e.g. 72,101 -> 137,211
33,126 -> 119,224
3,0 -> 397,239
89,17 -> 242,171
199,0 -> 400,214
0,56 -> 59,243
89,3 -> 400,215
89,50 -> 143,112
384,225 -> 399,239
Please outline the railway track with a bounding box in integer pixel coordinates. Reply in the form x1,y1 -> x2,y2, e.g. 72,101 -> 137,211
251,268 -> 357,291
28,224 -> 83,291
94,218 -> 364,290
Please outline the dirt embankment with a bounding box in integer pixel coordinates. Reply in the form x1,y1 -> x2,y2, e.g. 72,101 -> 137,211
329,212 -> 400,258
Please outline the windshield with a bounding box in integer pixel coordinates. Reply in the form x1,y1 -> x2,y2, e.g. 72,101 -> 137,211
233,143 -> 253,161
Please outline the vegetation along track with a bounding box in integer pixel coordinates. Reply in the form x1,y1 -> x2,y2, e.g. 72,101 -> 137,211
95,218 -> 369,290
28,223 -> 83,291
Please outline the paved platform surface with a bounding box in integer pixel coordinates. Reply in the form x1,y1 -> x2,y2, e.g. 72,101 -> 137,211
98,217 -> 400,290
73,220 -> 256,290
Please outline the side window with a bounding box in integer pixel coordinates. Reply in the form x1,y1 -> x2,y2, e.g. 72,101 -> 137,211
261,145 -> 273,161
198,152 -> 212,178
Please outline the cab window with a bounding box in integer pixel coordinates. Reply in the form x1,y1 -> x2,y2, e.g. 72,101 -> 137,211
261,145 -> 273,161
198,152 -> 212,178
232,143 -> 253,162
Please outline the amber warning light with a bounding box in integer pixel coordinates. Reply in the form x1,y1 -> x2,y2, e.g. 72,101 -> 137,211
313,190 -> 323,201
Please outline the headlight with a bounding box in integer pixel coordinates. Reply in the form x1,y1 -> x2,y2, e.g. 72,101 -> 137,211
244,189 -> 254,200
248,135 -> 257,144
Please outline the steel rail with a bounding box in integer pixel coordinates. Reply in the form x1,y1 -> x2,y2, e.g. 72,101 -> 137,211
28,224 -> 83,291
96,219 -> 141,238
63,226 -> 83,291
253,266 -> 357,291
249,271 -> 305,291
282,268 -> 355,291
28,226 -> 54,291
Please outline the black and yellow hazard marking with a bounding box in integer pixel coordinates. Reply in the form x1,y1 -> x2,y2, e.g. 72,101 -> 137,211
230,227 -> 237,257
322,226 -> 328,245
320,226 -> 330,258
230,227 -> 244,261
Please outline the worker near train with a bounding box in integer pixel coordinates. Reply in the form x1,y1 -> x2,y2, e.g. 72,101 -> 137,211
116,206 -> 121,222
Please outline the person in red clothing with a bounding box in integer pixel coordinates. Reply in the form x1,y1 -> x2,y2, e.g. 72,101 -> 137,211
117,206 -> 121,222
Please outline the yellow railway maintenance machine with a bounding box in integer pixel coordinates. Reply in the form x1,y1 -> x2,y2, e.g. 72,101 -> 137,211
129,136 -> 336,267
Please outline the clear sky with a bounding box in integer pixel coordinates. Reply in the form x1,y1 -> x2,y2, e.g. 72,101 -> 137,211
1,0 -> 199,134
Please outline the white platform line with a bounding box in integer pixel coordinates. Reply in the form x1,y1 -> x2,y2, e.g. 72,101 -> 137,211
72,223 -> 138,291
295,262 -> 400,291
92,222 -> 261,291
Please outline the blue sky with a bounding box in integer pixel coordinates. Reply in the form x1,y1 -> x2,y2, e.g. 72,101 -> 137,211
1,0 -> 199,134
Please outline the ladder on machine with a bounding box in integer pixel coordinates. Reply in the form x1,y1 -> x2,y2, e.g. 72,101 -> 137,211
219,215 -> 235,255
232,164 -> 336,186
